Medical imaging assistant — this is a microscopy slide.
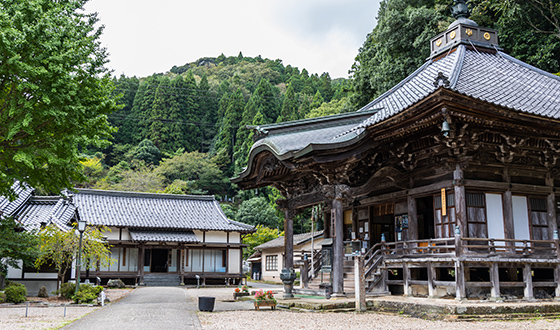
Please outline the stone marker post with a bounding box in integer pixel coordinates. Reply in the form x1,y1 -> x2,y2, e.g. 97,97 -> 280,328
354,254 -> 366,312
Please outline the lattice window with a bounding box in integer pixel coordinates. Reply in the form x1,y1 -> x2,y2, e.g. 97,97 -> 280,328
529,197 -> 549,240
265,255 -> 278,271
466,192 -> 487,238
434,192 -> 456,238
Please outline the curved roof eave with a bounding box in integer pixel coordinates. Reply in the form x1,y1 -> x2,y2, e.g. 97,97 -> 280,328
232,126 -> 369,184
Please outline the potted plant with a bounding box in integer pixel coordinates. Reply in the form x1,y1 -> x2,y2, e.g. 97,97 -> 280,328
233,285 -> 250,299
253,289 -> 276,310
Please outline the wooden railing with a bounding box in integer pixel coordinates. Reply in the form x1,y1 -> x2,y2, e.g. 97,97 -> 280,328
375,237 -> 560,258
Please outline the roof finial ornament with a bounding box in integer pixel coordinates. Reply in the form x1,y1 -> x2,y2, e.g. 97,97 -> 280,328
451,0 -> 471,20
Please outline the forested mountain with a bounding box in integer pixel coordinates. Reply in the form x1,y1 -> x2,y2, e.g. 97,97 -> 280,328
80,0 -> 560,234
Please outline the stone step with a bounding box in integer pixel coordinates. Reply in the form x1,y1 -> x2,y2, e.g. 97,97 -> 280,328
142,274 -> 181,286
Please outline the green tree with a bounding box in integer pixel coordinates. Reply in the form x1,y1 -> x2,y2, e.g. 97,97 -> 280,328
235,197 -> 282,229
242,225 -> 283,259
155,151 -> 228,195
111,75 -> 139,145
132,139 -> 161,166
0,0 -> 119,198
305,97 -> 350,119
214,88 -> 245,175
310,90 -> 325,110
350,0 -> 446,108
0,217 -> 39,288
277,83 -> 299,122
35,224 -> 113,287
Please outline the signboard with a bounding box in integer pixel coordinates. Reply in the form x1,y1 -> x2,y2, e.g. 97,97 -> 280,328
441,188 -> 447,216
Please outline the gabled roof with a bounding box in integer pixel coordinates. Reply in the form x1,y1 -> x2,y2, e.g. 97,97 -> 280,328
73,189 -> 254,233
0,182 -> 33,218
349,45 -> 560,134
15,197 -> 75,231
254,230 -> 324,250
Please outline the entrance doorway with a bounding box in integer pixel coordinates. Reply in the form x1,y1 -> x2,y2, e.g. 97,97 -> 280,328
150,249 -> 169,273
416,196 -> 435,239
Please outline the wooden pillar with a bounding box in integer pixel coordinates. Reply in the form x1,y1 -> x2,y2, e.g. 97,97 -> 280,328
354,255 -> 366,312
284,208 -> 294,270
332,192 -> 345,297
502,190 -> 515,240
554,265 -> 560,300
454,165 -> 467,236
139,244 -> 145,285
352,204 -> 358,240
407,196 -> 418,241
490,263 -> 501,300
179,246 -> 184,285
523,264 -> 534,300
454,229 -> 466,300
547,175 -> 558,236
427,261 -> 436,298
403,262 -> 410,296
454,260 -> 466,300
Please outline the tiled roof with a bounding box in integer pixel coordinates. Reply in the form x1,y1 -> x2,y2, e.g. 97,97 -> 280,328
255,230 -> 324,250
128,229 -> 200,243
15,197 -> 75,231
350,45 -> 560,133
73,189 -> 254,233
0,182 -> 34,218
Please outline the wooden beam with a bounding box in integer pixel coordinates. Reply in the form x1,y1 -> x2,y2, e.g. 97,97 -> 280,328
455,260 -> 466,300
284,208 -> 294,270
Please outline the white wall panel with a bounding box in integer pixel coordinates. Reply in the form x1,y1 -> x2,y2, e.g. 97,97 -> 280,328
486,193 -> 505,240
512,196 -> 530,240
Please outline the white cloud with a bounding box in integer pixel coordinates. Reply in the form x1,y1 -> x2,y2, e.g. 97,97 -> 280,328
85,0 -> 381,79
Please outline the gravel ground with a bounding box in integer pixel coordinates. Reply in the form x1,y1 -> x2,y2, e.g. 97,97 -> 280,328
198,310 -> 560,330
0,289 -> 132,330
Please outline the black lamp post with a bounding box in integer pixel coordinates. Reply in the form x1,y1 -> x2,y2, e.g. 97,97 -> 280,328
75,219 -> 87,294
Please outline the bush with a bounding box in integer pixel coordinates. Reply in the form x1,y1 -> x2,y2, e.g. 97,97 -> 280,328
107,279 -> 125,288
59,282 -> 76,299
38,286 -> 48,298
73,285 -> 104,304
0,292 -> 6,303
5,283 -> 27,303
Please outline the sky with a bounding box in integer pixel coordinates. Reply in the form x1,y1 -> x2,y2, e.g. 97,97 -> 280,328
84,0 -> 382,79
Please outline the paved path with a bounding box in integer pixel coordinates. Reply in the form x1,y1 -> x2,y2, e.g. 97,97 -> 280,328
63,287 -> 201,330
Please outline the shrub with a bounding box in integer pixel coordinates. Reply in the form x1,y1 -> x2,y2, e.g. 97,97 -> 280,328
73,285 -> 104,304
5,283 -> 27,303
0,292 -> 6,303
107,279 -> 125,288
59,282 -> 76,299
38,286 -> 48,298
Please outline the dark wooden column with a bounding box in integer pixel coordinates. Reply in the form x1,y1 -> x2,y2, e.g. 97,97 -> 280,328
502,190 -> 515,239
284,208 -> 295,270
407,196 -> 418,241
325,184 -> 348,298
453,165 -> 467,236
139,243 -> 145,285
547,174 -> 558,236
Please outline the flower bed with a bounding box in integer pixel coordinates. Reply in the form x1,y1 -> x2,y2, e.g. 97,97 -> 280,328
253,289 -> 276,310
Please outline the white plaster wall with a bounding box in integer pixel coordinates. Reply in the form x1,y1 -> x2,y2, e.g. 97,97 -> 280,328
228,249 -> 241,273
193,230 -> 204,242
105,227 -> 120,240
24,272 -> 58,279
512,196 -> 531,241
204,231 -> 228,243
6,260 -> 23,279
486,193 -> 505,241
230,232 -> 241,243
260,247 -> 284,283
121,228 -> 131,241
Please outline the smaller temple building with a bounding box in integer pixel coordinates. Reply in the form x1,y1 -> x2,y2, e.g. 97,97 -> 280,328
2,183 -> 254,294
